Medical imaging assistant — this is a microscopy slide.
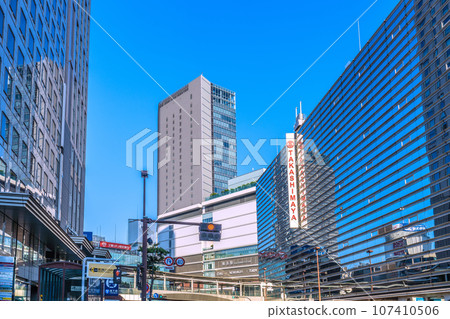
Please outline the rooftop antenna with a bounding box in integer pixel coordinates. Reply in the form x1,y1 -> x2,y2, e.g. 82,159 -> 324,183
300,101 -> 303,116
358,20 -> 361,51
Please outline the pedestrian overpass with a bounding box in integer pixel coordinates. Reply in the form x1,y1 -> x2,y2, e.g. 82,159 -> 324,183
119,271 -> 286,301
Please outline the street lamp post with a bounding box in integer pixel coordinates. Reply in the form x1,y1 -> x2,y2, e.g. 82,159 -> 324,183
141,170 -> 149,301
263,267 -> 267,301
315,247 -> 321,301
366,249 -> 373,292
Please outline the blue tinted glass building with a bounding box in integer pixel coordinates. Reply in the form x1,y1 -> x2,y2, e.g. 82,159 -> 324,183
0,0 -> 91,300
211,83 -> 237,194
257,0 -> 450,301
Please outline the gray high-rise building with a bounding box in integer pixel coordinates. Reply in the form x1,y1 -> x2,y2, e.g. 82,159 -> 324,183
157,75 -> 237,216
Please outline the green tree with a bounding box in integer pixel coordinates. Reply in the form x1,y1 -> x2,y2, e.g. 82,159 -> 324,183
139,244 -> 169,300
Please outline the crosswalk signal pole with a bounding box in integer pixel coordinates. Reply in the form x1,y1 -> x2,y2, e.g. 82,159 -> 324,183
141,170 -> 149,301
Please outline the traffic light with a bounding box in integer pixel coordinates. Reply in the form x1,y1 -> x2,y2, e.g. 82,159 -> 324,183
199,223 -> 222,241
113,268 -> 122,284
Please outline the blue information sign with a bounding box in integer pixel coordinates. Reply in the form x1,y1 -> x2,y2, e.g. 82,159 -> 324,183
105,279 -> 119,296
88,279 -> 101,296
0,256 -> 14,301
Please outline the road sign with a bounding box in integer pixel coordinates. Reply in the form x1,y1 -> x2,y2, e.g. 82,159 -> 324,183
87,262 -> 114,279
165,266 -> 175,271
105,279 -> 119,296
175,257 -> 185,267
164,257 -> 174,267
146,283 -> 150,294
153,293 -> 159,299
88,279 -> 101,296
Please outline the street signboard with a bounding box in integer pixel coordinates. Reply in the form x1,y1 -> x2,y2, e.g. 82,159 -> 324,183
286,133 -> 300,228
105,279 -> 119,296
0,256 -> 14,301
87,262 -> 114,279
146,283 -> 150,294
164,257 -> 174,267
71,286 -> 82,292
99,241 -> 131,250
88,279 -> 101,296
165,266 -> 175,271
175,257 -> 185,267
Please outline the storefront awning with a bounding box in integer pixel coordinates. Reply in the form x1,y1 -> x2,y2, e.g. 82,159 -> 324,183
0,193 -> 86,261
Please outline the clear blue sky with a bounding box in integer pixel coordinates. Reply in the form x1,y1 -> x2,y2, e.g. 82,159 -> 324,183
84,0 -> 398,242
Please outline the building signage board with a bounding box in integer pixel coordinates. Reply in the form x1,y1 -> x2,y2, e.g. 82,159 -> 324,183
286,133 -> 300,228
296,134 -> 308,228
87,262 -> 114,279
99,241 -> 131,250
0,256 -> 14,301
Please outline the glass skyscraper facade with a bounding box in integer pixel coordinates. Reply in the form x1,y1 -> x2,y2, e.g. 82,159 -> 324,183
211,83 -> 237,194
257,0 -> 450,300
0,0 -> 91,300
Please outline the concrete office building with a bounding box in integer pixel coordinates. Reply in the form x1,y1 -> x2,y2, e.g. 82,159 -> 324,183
257,0 -> 450,301
0,0 -> 91,300
157,75 -> 237,216
158,172 -> 262,279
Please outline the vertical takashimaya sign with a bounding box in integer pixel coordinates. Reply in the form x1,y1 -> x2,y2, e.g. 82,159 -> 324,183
297,134 -> 308,228
286,133 -> 300,228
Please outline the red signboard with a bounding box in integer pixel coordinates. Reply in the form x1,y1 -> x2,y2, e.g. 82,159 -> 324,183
99,241 -> 131,250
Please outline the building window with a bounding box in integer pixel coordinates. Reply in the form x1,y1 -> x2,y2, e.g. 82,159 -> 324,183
9,170 -> 17,192
46,109 -> 51,131
1,112 -> 10,143
9,0 -> 17,17
7,26 -> 15,57
45,4 -> 50,23
11,128 -> 19,156
17,48 -> 24,78
19,10 -> 26,38
36,164 -> 42,186
38,129 -> 44,151
43,173 -> 48,193
28,32 -> 34,57
14,88 -> 22,116
43,34 -> 49,54
30,1 -> 36,22
0,7 -> 4,38
0,159 -> 6,188
44,140 -> 49,162
202,212 -> 213,223
23,104 -> 30,129
3,68 -> 12,100
21,142 -> 28,167
29,154 -> 35,177
37,17 -> 43,39
31,118 -> 37,141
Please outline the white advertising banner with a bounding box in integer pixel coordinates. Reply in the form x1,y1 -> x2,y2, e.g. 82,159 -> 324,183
286,133 -> 300,228
297,134 -> 308,228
